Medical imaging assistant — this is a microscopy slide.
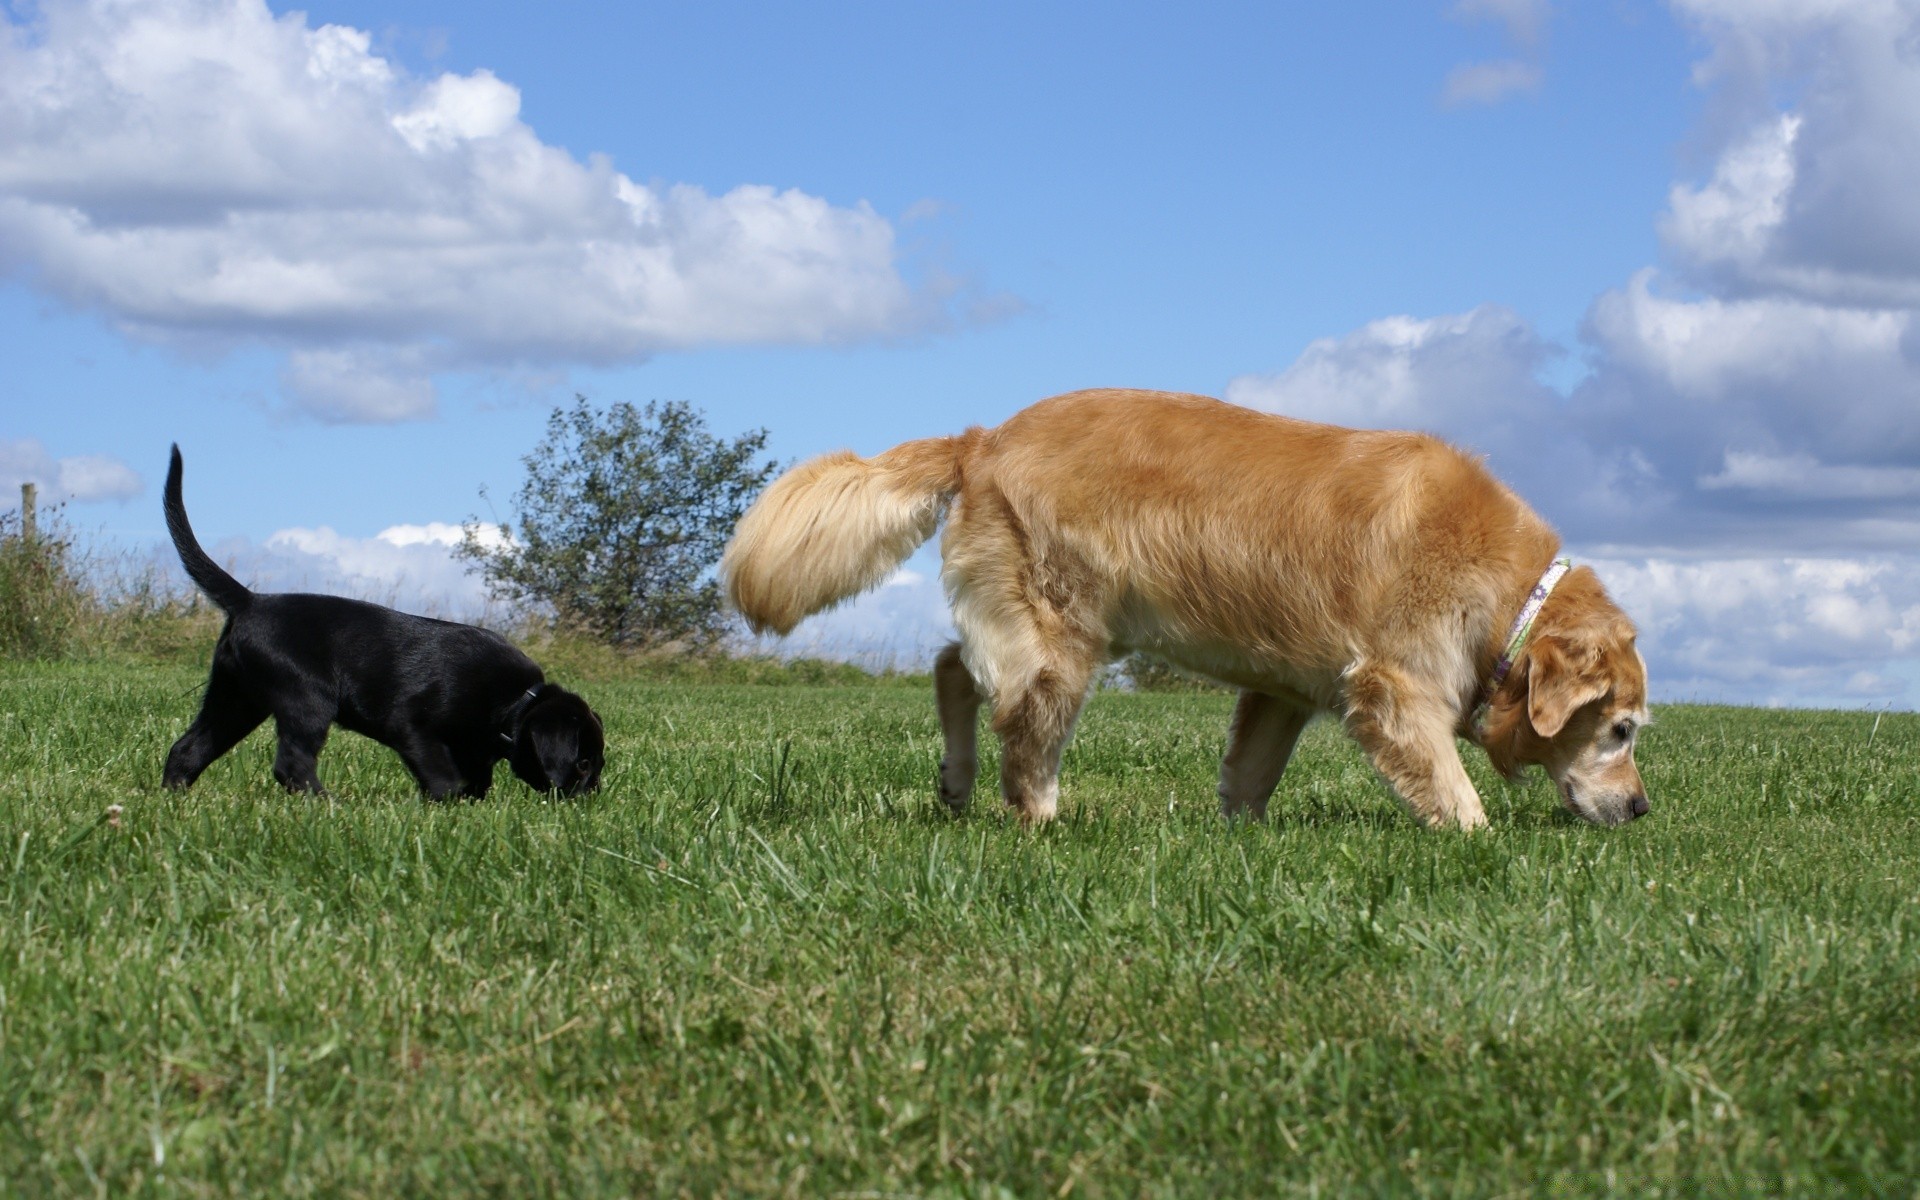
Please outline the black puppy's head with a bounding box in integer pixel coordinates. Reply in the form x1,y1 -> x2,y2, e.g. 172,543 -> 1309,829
507,684 -> 605,796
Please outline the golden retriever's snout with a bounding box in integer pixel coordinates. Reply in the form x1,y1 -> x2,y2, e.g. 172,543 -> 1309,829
1559,772 -> 1650,826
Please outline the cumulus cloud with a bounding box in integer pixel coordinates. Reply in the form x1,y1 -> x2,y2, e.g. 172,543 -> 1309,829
1660,115 -> 1802,292
1698,452 -> 1920,501
0,0 -> 936,422
0,437 -> 142,504
1223,304 -> 1557,444
1569,0 -> 1920,565
279,347 -> 438,424
1574,271 -> 1920,548
1663,1 -> 1920,306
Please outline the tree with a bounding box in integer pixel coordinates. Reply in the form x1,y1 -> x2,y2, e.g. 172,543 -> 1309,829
458,397 -> 779,648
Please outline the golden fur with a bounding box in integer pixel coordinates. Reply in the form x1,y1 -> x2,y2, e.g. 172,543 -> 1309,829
722,389 -> 1651,828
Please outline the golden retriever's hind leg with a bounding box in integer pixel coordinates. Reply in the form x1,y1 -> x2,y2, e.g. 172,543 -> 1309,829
1218,690 -> 1313,821
1342,663 -> 1487,830
934,641 -> 983,812
991,661 -> 1096,824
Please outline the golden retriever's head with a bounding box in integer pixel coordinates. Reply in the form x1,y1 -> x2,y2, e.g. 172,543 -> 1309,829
1479,567 -> 1651,825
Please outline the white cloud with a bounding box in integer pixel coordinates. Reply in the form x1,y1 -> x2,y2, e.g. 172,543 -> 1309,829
1698,452 -> 1920,500
0,437 -> 142,503
1580,270 -> 1909,404
1664,1 -> 1920,306
1587,553 -> 1920,705
1661,115 -> 1800,284
379,520 -> 509,551
217,521 -> 498,616
391,69 -> 519,152
1581,270 -> 1918,435
1551,1 -> 1920,590
279,347 -> 438,423
1224,304 -> 1557,436
0,0 -> 937,423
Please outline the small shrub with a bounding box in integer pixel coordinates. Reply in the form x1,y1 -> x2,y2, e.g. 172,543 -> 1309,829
0,508 -> 93,659
87,576 -> 224,664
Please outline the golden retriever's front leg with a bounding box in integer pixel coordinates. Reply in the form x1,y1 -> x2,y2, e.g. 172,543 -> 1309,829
1343,663 -> 1488,830
934,642 -> 982,812
1217,690 -> 1313,820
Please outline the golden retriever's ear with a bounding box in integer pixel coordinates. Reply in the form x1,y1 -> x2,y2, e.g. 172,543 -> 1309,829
1525,634 -> 1611,739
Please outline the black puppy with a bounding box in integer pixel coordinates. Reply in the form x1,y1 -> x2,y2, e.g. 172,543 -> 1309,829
161,445 -> 604,799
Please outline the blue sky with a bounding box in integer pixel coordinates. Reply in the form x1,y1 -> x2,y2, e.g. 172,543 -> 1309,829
5,0 -> 1919,707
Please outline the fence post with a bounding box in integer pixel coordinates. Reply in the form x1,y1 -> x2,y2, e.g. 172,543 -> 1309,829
19,482 -> 34,541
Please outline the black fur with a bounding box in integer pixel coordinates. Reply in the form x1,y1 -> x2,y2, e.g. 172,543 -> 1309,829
161,445 -> 604,799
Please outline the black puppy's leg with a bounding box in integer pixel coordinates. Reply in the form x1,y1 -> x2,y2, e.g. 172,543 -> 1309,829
271,718 -> 332,794
164,667 -> 269,789
397,739 -> 474,801
453,748 -> 497,799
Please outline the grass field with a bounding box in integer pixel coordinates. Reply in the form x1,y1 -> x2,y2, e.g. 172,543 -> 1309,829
3,658 -> 1917,1196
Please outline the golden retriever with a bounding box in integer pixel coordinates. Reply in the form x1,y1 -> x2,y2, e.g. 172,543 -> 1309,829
722,389 -> 1650,828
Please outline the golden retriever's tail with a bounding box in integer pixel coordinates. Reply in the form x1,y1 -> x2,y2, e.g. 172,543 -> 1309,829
722,435 -> 962,635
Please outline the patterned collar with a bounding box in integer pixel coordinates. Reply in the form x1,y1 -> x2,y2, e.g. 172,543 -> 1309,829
1471,557 -> 1572,733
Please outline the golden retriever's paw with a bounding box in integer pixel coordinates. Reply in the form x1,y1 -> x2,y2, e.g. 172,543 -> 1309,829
1005,790 -> 1059,826
1454,808 -> 1490,833
1419,803 -> 1489,832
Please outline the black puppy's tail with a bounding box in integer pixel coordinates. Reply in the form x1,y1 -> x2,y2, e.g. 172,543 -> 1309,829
165,445 -> 252,614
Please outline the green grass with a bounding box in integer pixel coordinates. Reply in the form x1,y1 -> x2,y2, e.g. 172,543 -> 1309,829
2,659 -> 1917,1197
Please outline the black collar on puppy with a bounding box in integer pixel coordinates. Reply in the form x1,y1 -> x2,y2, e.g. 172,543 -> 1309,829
499,685 -> 543,747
